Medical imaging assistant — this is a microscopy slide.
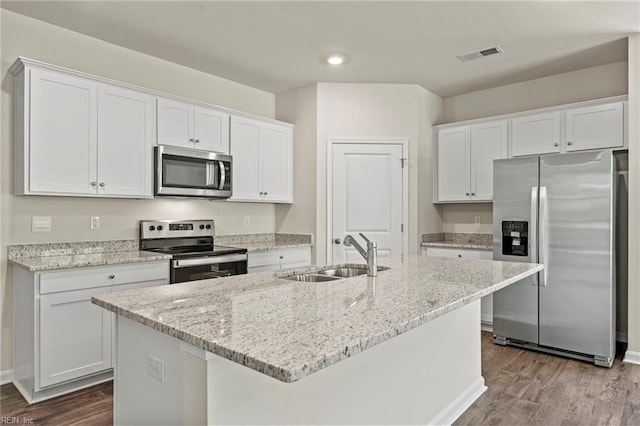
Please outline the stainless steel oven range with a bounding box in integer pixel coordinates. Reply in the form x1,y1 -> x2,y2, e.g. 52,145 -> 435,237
140,219 -> 247,284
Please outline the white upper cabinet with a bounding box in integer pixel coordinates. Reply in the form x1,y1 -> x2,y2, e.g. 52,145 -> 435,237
511,112 -> 561,157
230,115 -> 293,203
437,127 -> 470,202
13,60 -> 154,198
97,84 -> 154,197
470,121 -> 508,201
436,121 -> 507,202
157,97 -> 230,153
566,102 -> 624,152
28,68 -> 98,195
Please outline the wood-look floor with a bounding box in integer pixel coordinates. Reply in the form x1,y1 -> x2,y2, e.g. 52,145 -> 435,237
456,332 -> 640,425
0,381 -> 112,425
1,332 -> 639,425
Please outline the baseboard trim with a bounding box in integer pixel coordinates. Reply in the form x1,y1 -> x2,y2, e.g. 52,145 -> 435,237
480,320 -> 493,333
0,369 -> 14,385
429,376 -> 487,426
624,350 -> 640,365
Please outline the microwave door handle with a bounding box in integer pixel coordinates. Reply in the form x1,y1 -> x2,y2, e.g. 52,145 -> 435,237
218,161 -> 226,190
206,162 -> 215,187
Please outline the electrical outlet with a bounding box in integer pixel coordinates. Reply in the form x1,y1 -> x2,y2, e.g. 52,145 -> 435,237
32,216 -> 52,232
91,216 -> 100,230
244,216 -> 250,227
146,353 -> 165,383
474,216 -> 481,225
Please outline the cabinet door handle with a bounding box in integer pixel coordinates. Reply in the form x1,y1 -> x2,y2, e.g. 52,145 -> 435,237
465,192 -> 470,196
567,141 -> 573,146
189,138 -> 195,142
553,142 -> 559,147
108,274 -> 115,279
264,192 -> 268,196
91,182 -> 97,187
471,192 -> 475,196
195,138 -> 200,143
99,182 -> 105,187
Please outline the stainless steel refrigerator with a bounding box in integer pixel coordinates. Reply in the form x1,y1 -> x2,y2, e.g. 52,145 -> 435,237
493,149 -> 615,367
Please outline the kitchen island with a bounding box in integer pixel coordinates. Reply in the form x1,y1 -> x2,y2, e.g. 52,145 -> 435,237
93,255 -> 541,425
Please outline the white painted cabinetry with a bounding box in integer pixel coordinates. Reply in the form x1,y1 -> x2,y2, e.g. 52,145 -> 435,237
13,261 -> 169,403
421,246 -> 494,326
157,97 -> 230,153
12,60 -> 154,198
566,102 -> 624,151
510,112 -> 561,157
247,247 -> 311,273
230,115 -> 293,203
436,121 -> 507,202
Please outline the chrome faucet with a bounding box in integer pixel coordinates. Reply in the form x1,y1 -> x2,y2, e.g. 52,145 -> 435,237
343,233 -> 378,277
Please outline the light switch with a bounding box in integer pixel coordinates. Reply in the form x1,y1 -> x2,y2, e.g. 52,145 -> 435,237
32,216 -> 52,232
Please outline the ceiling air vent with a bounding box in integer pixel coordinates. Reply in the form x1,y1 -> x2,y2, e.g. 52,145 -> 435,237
457,45 -> 504,62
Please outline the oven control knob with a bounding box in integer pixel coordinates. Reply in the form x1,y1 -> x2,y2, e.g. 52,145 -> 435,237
206,224 -> 211,229
157,225 -> 163,231
200,224 -> 205,229
149,225 -> 155,231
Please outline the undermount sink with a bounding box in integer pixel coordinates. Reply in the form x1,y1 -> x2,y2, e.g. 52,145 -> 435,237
284,274 -> 341,282
282,265 -> 390,282
317,265 -> 389,278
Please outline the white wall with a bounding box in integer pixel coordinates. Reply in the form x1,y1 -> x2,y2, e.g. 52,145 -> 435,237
626,35 -> 640,358
275,84 -> 318,261
316,83 -> 443,264
0,10 -> 278,372
439,61 -> 629,234
442,61 -> 628,123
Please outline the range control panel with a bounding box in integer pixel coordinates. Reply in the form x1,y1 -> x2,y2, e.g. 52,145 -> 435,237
140,220 -> 214,239
502,221 -> 528,257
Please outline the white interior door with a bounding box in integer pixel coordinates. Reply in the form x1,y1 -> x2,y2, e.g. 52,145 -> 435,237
331,143 -> 405,262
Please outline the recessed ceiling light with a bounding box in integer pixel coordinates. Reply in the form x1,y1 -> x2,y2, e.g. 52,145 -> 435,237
326,54 -> 345,65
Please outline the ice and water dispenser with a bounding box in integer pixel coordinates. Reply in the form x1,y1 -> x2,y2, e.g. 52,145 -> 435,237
501,221 -> 528,257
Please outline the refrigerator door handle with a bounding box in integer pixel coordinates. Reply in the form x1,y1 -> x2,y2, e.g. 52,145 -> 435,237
539,186 -> 548,287
531,186 -> 538,286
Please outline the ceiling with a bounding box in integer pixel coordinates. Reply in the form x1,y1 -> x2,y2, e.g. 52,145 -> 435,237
2,1 -> 638,98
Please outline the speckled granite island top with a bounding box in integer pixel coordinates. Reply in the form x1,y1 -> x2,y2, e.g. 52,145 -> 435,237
92,255 -> 542,383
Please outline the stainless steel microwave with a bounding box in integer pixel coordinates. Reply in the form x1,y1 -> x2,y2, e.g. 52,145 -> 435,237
155,145 -> 232,199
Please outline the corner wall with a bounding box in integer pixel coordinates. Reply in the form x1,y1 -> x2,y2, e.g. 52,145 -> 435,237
1,10 -> 277,373
315,83 -> 443,264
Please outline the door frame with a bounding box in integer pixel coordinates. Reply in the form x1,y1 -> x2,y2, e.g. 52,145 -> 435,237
326,138 -> 409,263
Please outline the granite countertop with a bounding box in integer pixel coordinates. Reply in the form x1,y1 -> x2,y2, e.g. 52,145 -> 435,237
421,241 -> 493,250
93,255 -> 542,383
7,240 -> 171,272
215,233 -> 313,252
421,232 -> 493,250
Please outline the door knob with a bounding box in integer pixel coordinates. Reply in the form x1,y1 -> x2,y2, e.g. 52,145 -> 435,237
334,238 -> 342,244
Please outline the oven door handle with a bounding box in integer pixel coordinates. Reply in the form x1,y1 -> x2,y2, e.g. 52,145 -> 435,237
173,254 -> 247,268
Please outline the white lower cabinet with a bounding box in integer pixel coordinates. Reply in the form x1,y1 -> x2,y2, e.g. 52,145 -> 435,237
421,246 -> 494,326
13,261 -> 169,403
247,247 -> 311,273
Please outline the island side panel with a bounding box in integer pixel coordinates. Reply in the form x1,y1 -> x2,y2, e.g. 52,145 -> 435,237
207,300 -> 484,425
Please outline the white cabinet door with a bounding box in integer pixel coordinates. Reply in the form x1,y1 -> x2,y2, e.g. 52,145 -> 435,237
261,124 -> 293,203
247,247 -> 311,273
566,103 -> 624,152
470,121 -> 508,201
230,116 -> 262,201
29,68 -> 97,195
39,287 -> 112,388
194,106 -> 230,154
97,84 -> 154,198
437,127 -> 470,201
511,112 -> 561,156
157,97 -> 193,148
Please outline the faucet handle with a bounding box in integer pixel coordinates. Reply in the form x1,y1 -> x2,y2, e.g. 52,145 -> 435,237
359,233 -> 371,243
